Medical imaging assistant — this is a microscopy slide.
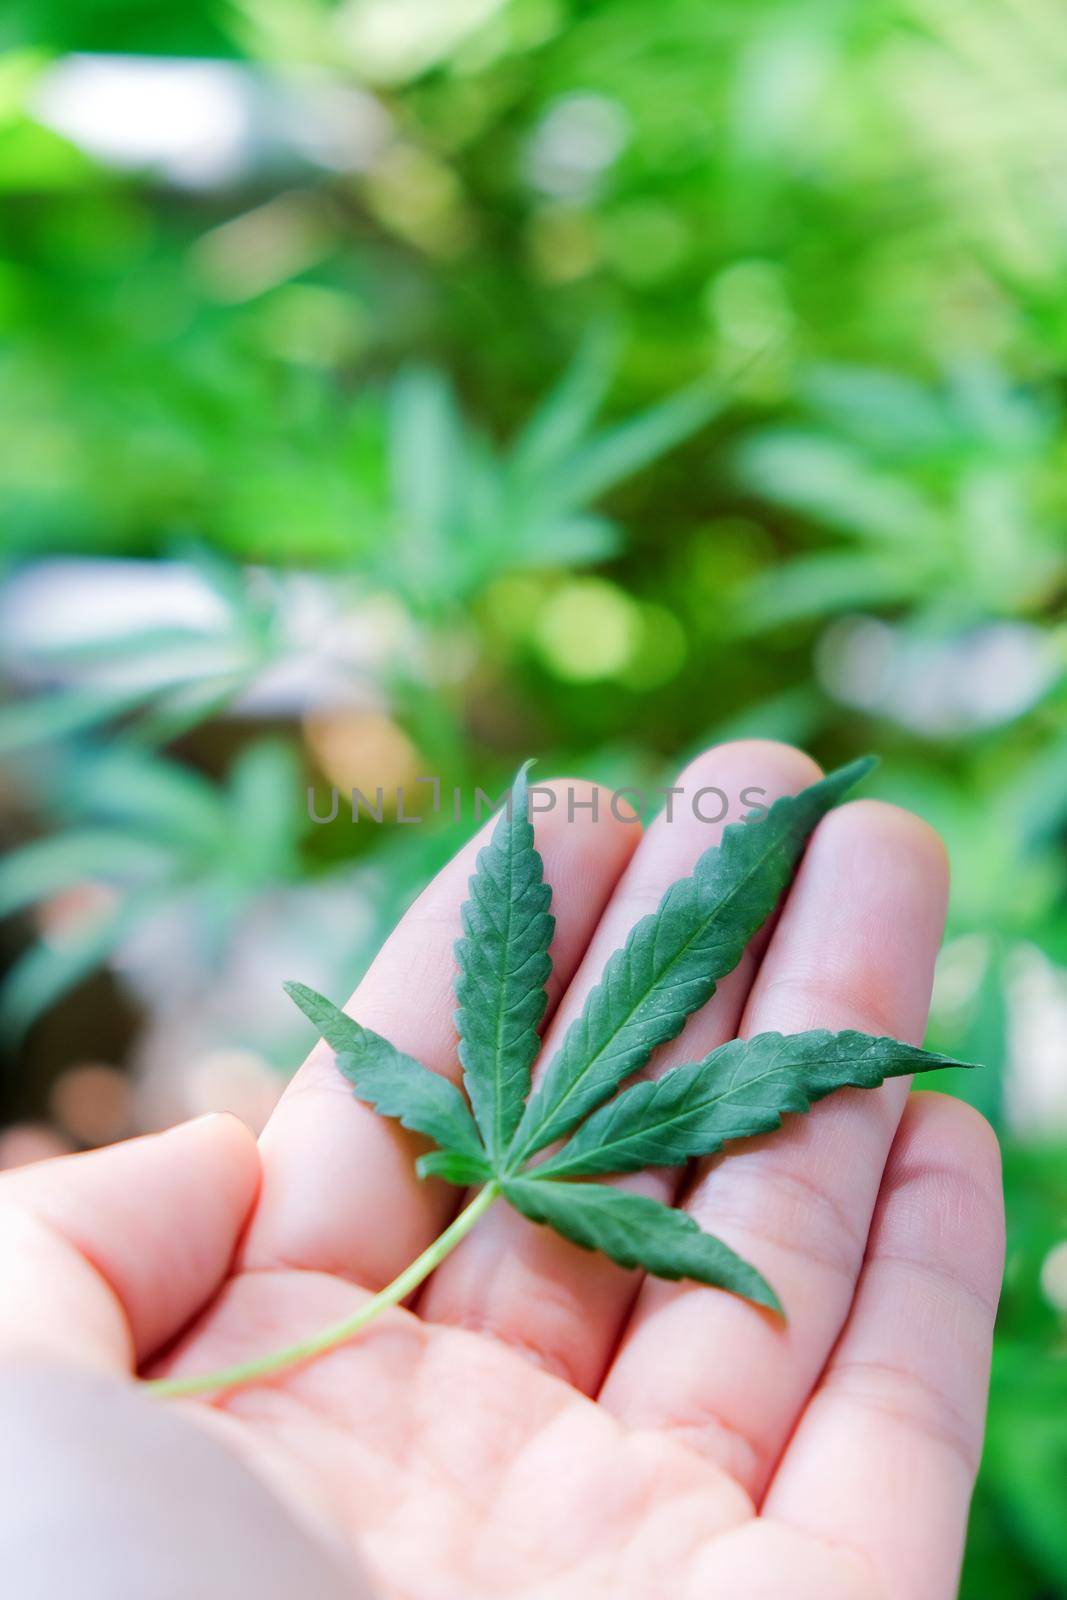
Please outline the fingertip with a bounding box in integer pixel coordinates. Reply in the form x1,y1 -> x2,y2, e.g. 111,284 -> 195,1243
165,1108 -> 261,1157
161,1111 -> 263,1212
892,1091 -> 1004,1217
873,1090 -> 1006,1327
821,797 -> 949,896
674,740 -> 823,812
534,775 -> 645,835
0,1117 -> 264,1368
531,777 -> 644,906
900,1085 -> 999,1144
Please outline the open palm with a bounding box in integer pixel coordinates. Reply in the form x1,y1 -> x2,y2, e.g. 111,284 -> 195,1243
0,742 -> 1004,1600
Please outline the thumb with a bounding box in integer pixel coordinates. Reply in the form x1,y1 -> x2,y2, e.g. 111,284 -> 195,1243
0,1114 -> 260,1373
0,1361 -> 367,1599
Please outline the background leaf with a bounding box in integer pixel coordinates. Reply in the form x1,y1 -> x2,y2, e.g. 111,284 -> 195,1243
0,890 -> 161,1042
549,382 -> 722,508
510,326 -> 619,480
0,685 -> 145,753
0,830 -> 179,917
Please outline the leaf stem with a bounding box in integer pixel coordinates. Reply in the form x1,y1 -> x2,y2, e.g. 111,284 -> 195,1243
145,1182 -> 500,1400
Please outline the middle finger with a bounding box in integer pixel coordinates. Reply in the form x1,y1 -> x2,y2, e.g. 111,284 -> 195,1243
420,741 -> 820,1392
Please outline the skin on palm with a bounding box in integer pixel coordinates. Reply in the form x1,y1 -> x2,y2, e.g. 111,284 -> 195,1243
163,1268 -> 872,1600
0,743 -> 1005,1600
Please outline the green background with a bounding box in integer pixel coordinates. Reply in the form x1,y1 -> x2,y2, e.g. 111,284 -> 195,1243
1,3 -> 1066,1590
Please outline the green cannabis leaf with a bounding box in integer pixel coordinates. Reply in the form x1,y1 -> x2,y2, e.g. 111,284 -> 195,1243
502,1177 -> 781,1310
453,761 -> 554,1162
534,1029 -> 967,1179
284,981 -> 489,1173
150,755 -> 976,1401
508,757 -> 875,1165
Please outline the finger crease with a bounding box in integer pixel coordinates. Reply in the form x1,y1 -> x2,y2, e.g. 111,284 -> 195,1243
699,1163 -> 867,1281
433,1310 -> 584,1391
818,1355 -> 980,1474
647,1401 -> 763,1490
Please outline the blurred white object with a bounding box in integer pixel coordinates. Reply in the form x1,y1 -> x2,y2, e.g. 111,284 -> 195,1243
816,614 -> 1059,735
525,94 -> 630,198
0,558 -> 418,715
1004,943 -> 1067,1134
1039,1240 -> 1067,1313
122,873 -> 377,1130
336,0 -> 507,82
32,55 -> 389,188
34,56 -> 249,186
930,932 -> 991,1016
0,558 -> 230,667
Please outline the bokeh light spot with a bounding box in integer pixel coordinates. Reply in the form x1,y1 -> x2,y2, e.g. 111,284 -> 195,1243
534,577 -> 640,681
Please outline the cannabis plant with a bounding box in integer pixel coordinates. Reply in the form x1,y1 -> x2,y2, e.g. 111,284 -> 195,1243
151,757 -> 970,1398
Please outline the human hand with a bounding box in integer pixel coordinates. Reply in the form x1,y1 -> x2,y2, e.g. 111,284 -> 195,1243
0,742 -> 1005,1600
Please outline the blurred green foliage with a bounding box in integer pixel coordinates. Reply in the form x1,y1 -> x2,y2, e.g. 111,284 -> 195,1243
1,1 -> 1066,1591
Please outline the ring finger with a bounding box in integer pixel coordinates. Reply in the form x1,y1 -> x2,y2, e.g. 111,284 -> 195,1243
598,798 -> 949,1497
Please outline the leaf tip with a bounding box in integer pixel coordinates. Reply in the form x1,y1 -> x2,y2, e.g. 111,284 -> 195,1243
511,757 -> 536,814
283,978 -> 314,1017
837,753 -> 879,789
924,1052 -> 981,1073
753,1279 -> 786,1319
